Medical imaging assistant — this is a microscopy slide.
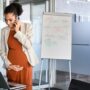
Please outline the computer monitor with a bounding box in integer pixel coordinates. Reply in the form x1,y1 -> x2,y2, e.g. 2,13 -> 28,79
0,72 -> 26,90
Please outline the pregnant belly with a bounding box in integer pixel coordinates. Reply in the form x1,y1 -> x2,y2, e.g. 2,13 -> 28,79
8,50 -> 29,67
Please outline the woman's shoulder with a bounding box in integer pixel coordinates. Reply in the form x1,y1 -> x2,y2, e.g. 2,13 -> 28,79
1,26 -> 9,33
0,21 -> 7,31
2,26 -> 8,30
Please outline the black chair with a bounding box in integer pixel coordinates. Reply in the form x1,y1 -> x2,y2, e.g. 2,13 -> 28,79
69,79 -> 90,90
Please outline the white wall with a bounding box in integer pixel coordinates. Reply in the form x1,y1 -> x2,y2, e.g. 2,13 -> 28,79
55,0 -> 90,75
55,0 -> 90,16
20,4 -> 30,22
0,0 -> 3,20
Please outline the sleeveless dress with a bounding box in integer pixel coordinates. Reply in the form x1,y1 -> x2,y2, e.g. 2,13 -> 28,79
7,30 -> 32,90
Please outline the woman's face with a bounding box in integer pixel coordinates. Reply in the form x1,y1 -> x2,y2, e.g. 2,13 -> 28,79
4,13 -> 17,28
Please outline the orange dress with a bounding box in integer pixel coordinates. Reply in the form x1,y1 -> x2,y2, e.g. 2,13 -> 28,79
7,30 -> 32,90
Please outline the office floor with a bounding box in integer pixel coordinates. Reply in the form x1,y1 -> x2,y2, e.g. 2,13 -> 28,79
56,71 -> 90,83
55,71 -> 90,90
45,88 -> 62,90
33,71 -> 90,90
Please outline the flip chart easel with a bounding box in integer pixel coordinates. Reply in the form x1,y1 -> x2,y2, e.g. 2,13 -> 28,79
39,12 -> 72,89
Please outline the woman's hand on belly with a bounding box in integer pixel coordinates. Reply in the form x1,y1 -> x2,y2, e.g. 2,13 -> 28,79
8,64 -> 23,71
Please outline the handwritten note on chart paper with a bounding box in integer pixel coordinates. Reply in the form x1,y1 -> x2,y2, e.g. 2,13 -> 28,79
41,13 -> 72,60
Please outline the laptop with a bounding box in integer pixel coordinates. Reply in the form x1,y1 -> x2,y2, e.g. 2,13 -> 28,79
0,72 -> 26,90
